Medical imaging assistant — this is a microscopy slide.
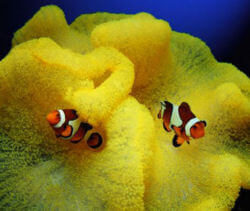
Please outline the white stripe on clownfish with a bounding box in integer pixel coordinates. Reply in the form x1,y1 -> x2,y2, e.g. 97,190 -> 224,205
84,128 -> 103,149
170,104 -> 183,129
54,109 -> 65,128
84,128 -> 99,142
160,101 -> 166,119
185,117 -> 200,137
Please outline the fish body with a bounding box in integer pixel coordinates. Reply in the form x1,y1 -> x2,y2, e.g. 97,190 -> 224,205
46,109 -> 103,147
158,101 -> 206,147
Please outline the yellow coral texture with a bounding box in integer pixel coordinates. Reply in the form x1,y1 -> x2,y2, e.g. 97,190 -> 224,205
0,5 -> 249,210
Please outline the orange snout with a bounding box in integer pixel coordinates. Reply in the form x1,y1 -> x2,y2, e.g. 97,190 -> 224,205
46,110 -> 60,125
190,122 -> 206,139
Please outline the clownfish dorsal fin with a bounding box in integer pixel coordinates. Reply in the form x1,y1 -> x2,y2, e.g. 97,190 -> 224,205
179,102 -> 191,112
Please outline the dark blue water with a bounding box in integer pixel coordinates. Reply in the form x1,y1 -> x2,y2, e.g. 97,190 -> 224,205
1,0 -> 250,75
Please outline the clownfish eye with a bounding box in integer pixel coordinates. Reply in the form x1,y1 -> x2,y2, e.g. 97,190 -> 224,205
87,133 -> 103,149
193,125 -> 197,129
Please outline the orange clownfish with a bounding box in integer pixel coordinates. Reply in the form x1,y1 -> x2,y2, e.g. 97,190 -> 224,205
46,109 -> 103,148
158,101 -> 207,147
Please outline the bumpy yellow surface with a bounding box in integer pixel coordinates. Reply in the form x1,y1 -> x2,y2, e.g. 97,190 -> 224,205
0,5 -> 249,210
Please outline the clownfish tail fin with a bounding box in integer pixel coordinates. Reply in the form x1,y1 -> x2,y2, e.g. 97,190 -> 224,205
160,101 -> 166,106
87,133 -> 103,149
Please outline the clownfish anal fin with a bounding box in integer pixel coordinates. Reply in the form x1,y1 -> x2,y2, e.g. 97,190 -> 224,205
172,135 -> 183,147
71,139 -> 82,144
163,123 -> 171,132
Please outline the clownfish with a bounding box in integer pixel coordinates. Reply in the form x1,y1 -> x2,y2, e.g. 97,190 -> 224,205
46,109 -> 103,148
158,101 -> 207,147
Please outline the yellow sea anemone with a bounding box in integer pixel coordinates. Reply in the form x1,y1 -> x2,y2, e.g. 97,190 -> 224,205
0,5 -> 249,210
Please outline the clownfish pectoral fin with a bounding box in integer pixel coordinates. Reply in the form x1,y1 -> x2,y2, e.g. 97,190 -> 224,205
61,125 -> 73,138
163,123 -> 171,132
172,135 -> 185,147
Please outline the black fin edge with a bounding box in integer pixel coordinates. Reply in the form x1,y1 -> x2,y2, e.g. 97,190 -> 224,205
87,133 -> 103,149
70,139 -> 82,144
172,135 -> 182,147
